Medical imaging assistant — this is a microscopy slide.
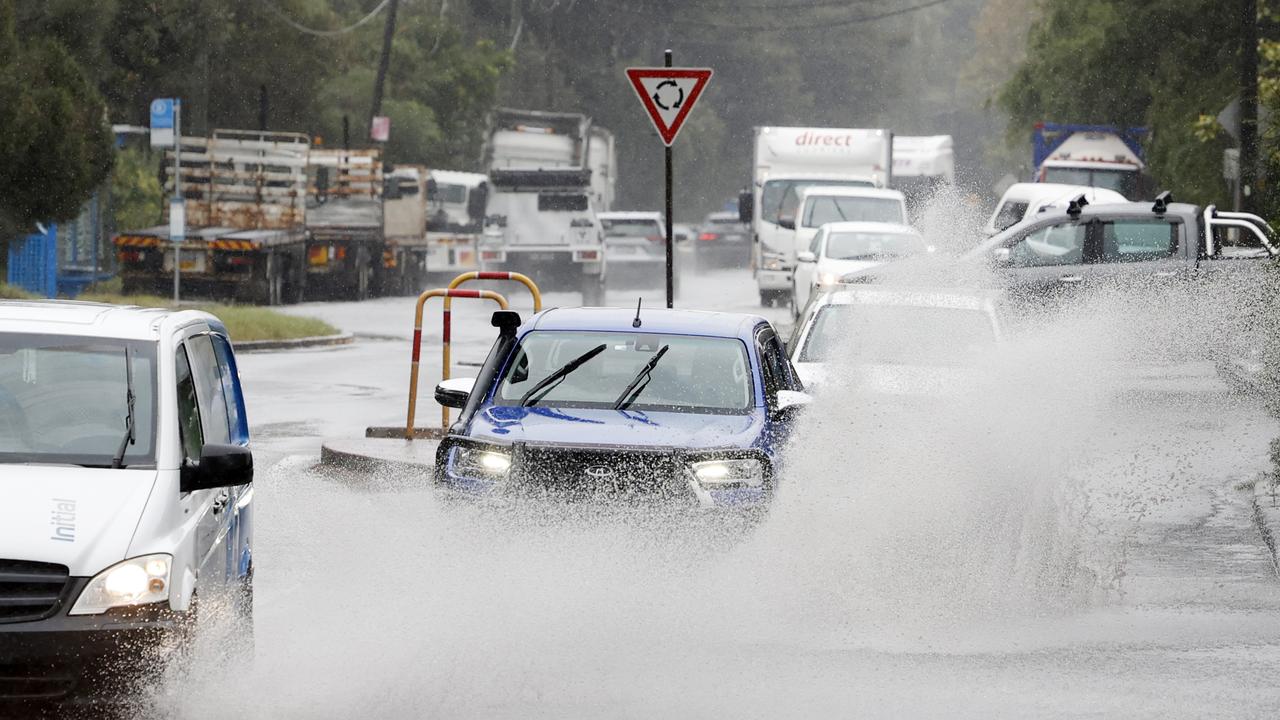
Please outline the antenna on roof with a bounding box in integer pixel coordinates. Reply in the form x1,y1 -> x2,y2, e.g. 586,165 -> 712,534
632,297 -> 643,328
1066,194 -> 1089,217
1152,190 -> 1173,215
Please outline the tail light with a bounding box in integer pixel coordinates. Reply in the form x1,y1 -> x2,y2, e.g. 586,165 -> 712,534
226,255 -> 254,267
646,235 -> 663,243
698,233 -> 719,241
118,250 -> 142,264
574,249 -> 600,261
308,245 -> 329,266
335,246 -> 347,261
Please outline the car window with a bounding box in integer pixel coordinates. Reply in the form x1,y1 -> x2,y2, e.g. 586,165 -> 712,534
994,201 -> 1028,231
1008,222 -> 1086,267
175,345 -> 204,462
211,334 -> 249,445
1099,220 -> 1178,262
187,334 -> 231,445
809,229 -> 825,255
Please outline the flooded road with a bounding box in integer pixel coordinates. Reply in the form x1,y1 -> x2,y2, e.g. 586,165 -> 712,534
149,268 -> 1280,718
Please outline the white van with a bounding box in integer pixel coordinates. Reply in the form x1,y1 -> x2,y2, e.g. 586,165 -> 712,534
985,183 -> 1127,236
786,186 -> 909,260
0,301 -> 254,701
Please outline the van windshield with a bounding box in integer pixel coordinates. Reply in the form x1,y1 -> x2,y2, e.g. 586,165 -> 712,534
0,334 -> 157,467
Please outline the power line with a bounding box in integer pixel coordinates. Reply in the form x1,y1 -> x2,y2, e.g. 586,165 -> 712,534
615,0 -> 956,33
264,0 -> 392,37
699,0 -> 891,11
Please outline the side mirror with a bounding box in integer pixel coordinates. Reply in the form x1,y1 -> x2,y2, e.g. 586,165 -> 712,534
738,191 -> 753,224
777,215 -> 796,231
796,251 -> 816,263
181,444 -> 253,492
771,389 -> 813,422
435,377 -> 476,409
492,310 -> 521,338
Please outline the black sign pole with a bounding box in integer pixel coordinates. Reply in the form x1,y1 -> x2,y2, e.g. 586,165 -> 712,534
664,48 -> 674,309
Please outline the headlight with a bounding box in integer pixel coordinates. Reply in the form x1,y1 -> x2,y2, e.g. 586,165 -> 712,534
449,445 -> 512,480
688,458 -> 763,489
761,251 -> 786,271
69,554 -> 172,615
817,272 -> 839,286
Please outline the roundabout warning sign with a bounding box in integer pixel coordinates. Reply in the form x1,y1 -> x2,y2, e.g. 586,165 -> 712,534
625,67 -> 713,146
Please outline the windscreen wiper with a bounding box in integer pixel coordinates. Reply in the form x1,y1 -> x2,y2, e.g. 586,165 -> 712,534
519,344 -> 607,407
612,345 -> 669,411
111,346 -> 136,469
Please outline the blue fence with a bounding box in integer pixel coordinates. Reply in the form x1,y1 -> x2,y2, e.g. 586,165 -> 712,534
6,194 -> 114,298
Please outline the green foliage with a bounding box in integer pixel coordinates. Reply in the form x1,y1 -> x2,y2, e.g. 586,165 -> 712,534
999,0 -> 1251,207
110,148 -> 163,231
0,24 -> 114,232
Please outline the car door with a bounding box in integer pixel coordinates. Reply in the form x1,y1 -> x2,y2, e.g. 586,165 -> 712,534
186,333 -> 236,587
793,228 -> 824,310
996,219 -> 1091,301
210,333 -> 253,583
175,341 -> 221,593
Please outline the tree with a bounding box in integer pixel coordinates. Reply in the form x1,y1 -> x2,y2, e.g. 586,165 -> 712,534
0,0 -> 113,241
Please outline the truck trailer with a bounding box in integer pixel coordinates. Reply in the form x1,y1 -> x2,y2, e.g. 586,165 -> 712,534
304,148 -> 385,301
738,126 -> 893,306
113,129 -> 310,305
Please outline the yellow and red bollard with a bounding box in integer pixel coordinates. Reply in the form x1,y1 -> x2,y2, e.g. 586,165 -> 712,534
405,288 -> 508,440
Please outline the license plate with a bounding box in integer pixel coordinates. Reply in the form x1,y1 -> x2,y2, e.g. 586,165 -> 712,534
722,234 -> 745,242
165,251 -> 207,273
523,252 -> 560,263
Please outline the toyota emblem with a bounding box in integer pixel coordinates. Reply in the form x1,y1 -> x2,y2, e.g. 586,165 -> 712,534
584,465 -> 615,480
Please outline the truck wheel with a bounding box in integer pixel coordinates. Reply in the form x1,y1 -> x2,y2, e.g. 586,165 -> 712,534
759,290 -> 773,307
351,246 -> 371,301
284,254 -> 306,304
581,272 -> 605,306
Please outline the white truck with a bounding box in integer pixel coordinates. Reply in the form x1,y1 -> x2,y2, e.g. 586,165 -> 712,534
892,135 -> 954,210
423,169 -> 489,281
1032,123 -> 1148,200
738,126 -> 893,306
480,108 -> 616,304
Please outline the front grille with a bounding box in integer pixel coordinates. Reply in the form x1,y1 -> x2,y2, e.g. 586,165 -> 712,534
515,445 -> 685,499
0,559 -> 71,624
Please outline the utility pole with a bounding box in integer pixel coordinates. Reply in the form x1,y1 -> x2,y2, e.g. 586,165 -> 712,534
369,0 -> 400,135
1239,0 -> 1259,212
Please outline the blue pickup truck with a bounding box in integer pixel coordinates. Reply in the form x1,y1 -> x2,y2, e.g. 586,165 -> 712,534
432,307 -> 810,510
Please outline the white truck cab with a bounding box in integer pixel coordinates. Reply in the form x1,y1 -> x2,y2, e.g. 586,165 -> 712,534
0,301 -> 254,701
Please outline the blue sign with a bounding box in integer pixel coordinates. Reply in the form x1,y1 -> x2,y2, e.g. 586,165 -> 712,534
150,98 -> 175,129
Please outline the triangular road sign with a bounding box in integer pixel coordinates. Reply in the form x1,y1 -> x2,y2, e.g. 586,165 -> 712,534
625,67 -> 713,146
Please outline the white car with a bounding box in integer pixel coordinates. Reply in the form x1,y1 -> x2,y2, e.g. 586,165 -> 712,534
985,183 -> 1127,236
787,286 -> 1003,392
0,301 -> 255,701
599,211 -> 668,290
791,222 -> 929,315
785,186 -> 909,260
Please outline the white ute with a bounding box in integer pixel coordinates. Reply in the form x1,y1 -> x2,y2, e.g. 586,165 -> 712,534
0,301 -> 254,701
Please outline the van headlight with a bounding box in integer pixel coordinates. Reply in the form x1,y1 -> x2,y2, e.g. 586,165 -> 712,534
449,445 -> 513,480
688,458 -> 763,489
69,554 -> 172,615
817,271 -> 840,286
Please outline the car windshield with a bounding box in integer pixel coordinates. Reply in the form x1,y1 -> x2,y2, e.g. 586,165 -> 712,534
800,303 -> 997,365
495,331 -> 753,414
993,200 -> 1029,231
803,197 -> 904,227
0,334 -> 157,467
1042,167 -> 1136,197
430,183 -> 468,204
824,231 -> 926,260
761,179 -> 875,223
601,219 -> 661,237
